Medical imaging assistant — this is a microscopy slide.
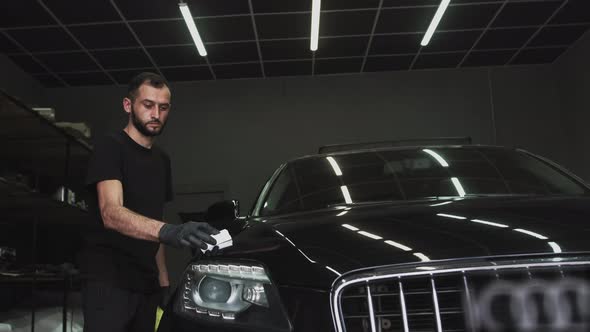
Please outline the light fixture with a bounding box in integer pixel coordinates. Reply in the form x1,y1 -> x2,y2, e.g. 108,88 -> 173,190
336,211 -> 349,217
326,156 -> 343,176
179,2 -> 208,56
310,0 -> 321,51
325,266 -> 342,276
471,219 -> 509,228
514,228 -> 548,240
384,240 -> 412,251
451,177 -> 466,197
340,185 -> 353,204
421,0 -> 451,46
430,201 -> 453,207
423,149 -> 449,167
548,242 -> 562,253
437,213 -> 466,220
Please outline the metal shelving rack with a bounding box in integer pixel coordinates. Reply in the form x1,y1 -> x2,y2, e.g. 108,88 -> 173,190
0,89 -> 93,332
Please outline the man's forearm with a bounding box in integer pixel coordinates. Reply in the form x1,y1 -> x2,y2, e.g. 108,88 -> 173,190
101,204 -> 164,242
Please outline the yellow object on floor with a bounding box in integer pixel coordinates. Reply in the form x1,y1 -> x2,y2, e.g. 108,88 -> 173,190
155,307 -> 164,331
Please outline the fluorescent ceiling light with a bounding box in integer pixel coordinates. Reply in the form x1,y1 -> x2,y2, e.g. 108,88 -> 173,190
310,0 -> 321,51
358,231 -> 383,240
336,211 -> 349,217
471,219 -> 509,228
421,0 -> 451,46
414,252 -> 431,262
451,177 -> 466,197
340,185 -> 353,204
437,213 -> 466,220
179,3 -> 207,56
514,228 -> 548,240
548,242 -> 562,253
384,240 -> 412,251
326,156 -> 343,176
417,266 -> 436,271
341,224 -> 359,231
423,149 -> 449,167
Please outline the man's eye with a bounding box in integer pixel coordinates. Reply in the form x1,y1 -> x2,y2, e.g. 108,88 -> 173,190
144,103 -> 154,108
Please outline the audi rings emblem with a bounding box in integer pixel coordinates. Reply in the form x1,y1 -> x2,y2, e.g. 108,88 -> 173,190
468,278 -> 590,332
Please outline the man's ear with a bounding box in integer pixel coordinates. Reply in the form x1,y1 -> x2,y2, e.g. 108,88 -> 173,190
123,97 -> 132,115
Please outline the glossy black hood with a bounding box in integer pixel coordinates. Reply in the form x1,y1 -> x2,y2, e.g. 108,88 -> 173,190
222,196 -> 590,288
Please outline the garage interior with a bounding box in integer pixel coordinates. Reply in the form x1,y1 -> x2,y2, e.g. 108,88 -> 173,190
1,0 -> 589,331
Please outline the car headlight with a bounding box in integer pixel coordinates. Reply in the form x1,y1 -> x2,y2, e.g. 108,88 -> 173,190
178,260 -> 291,331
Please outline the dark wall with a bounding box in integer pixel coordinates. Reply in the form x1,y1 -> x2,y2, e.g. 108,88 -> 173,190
554,30 -> 590,180
0,54 -> 46,106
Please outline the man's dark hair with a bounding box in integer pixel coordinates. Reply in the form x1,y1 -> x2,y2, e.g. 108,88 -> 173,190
127,72 -> 169,102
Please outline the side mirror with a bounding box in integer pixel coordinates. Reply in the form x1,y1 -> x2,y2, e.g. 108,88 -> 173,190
206,200 -> 240,223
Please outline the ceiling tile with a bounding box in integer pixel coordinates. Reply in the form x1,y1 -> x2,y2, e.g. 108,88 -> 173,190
376,7 -> 435,33
112,0 -> 180,20
0,0 -> 55,28
321,10 -> 377,36
8,55 -> 47,73
189,0 -> 250,16
260,39 -> 312,60
213,63 -> 262,79
512,47 -> 567,64
476,28 -> 537,50
461,50 -> 516,67
207,42 -> 260,64
60,71 -> 113,86
42,0 -> 120,24
109,69 -> 159,85
315,58 -> 362,75
91,49 -> 152,70
370,34 -> 422,55
7,27 -> 79,52
32,74 -> 66,88
550,0 -> 590,24
323,0 -> 380,10
423,30 -> 481,52
413,52 -> 466,69
492,1 -> 561,28
364,55 -> 413,72
315,36 -> 369,58
530,25 -> 590,47
131,20 -> 192,46
196,16 -> 255,42
69,24 -> 139,49
382,0 -> 440,6
256,13 -> 310,39
251,0 -> 310,13
265,60 -> 312,77
160,66 -> 213,81
438,3 -> 502,30
147,46 -> 206,66
36,52 -> 99,72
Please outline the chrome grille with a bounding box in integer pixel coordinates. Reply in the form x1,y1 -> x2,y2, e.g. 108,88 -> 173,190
332,258 -> 590,332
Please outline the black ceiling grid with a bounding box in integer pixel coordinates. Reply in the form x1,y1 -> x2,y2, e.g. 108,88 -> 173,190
0,0 -> 588,86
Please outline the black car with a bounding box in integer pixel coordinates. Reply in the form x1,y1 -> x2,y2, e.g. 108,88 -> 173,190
158,141 -> 590,332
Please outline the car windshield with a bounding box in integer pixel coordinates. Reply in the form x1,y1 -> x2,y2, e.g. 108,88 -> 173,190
257,147 -> 588,216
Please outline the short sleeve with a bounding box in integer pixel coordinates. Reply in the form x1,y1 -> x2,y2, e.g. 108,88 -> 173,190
85,134 -> 123,191
165,156 -> 174,202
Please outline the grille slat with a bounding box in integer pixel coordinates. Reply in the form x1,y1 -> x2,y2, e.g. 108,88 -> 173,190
335,259 -> 590,332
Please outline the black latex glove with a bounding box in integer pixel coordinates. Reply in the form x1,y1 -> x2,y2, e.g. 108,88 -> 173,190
159,286 -> 172,309
159,222 -> 219,249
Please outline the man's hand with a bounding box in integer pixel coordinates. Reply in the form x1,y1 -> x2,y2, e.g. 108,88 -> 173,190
158,222 -> 220,249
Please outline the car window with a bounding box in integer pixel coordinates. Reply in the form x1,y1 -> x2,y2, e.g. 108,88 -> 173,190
257,147 -> 587,216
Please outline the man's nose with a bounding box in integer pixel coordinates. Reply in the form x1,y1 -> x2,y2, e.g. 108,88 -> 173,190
151,108 -> 160,120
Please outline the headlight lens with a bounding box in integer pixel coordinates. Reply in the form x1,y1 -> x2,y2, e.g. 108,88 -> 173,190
181,262 -> 272,320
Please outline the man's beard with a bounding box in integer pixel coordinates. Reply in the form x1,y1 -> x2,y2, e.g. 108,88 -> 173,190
130,105 -> 165,137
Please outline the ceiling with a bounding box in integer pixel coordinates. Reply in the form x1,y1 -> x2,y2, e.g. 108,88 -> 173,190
1,0 -> 589,87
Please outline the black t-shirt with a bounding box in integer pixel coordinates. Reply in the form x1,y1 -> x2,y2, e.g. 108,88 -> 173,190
83,131 -> 173,292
